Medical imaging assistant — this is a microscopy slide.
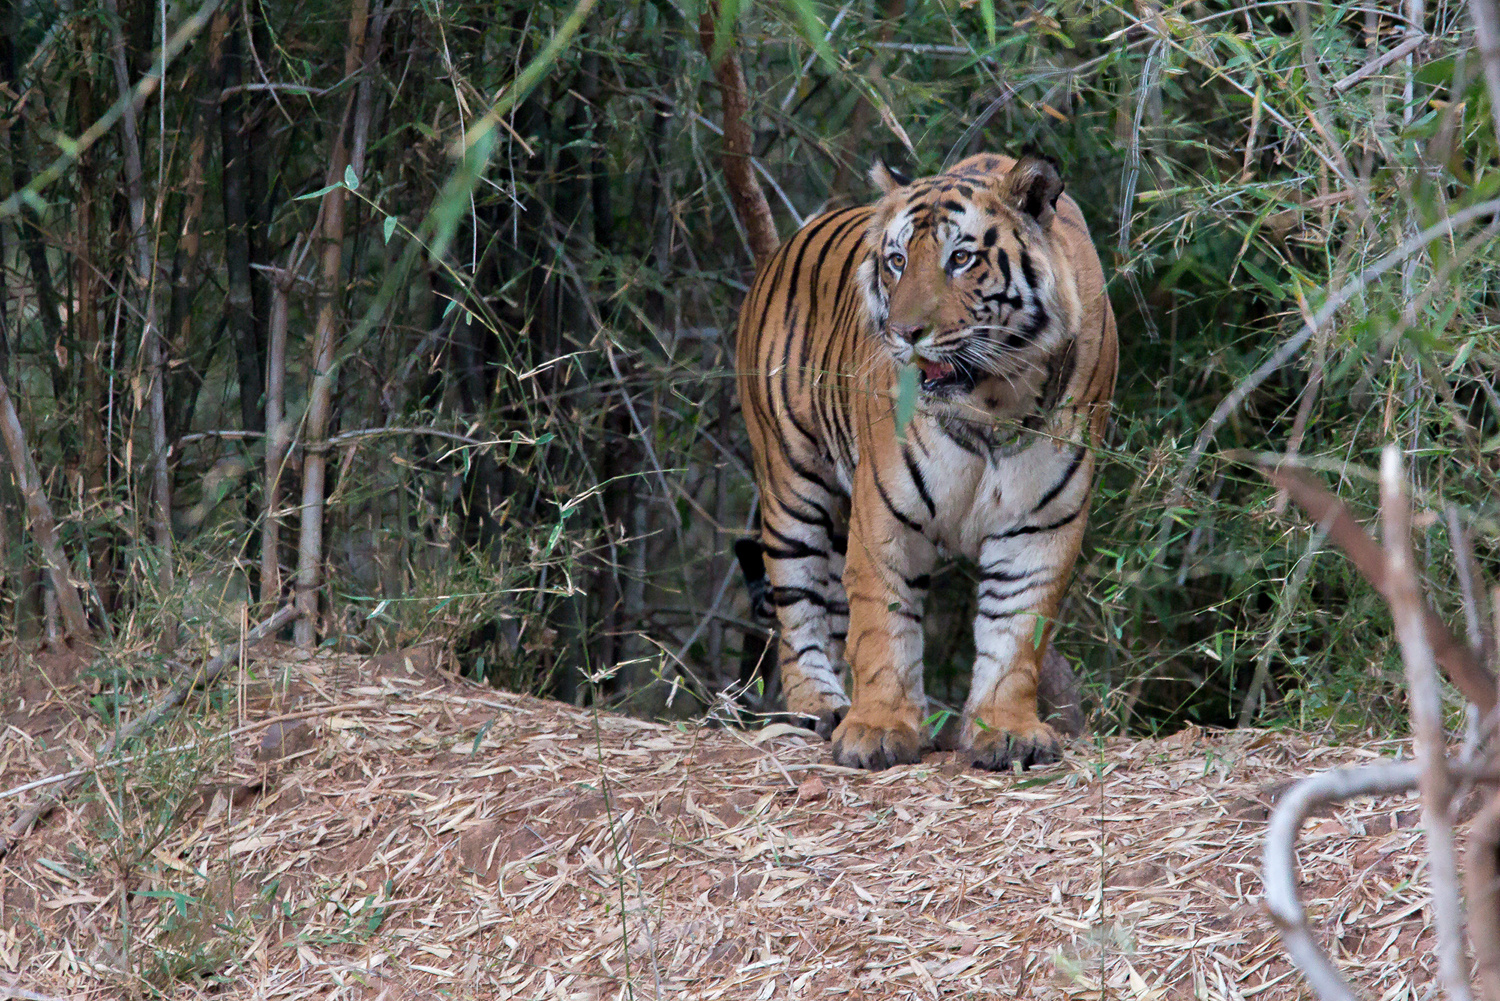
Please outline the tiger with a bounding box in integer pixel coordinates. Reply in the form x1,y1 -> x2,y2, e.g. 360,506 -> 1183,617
734,153 -> 1117,771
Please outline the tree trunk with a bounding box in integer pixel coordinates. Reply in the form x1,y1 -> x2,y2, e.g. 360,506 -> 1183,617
294,0 -> 370,648
0,371 -> 92,642
106,0 -> 175,644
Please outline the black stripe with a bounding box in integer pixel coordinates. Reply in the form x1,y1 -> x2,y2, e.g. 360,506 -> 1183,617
874,474 -> 925,534
986,504 -> 1084,542
902,445 -> 937,518
769,587 -> 827,608
979,567 -> 1035,583
904,573 -> 932,590
1031,446 -> 1087,514
979,580 -> 1047,603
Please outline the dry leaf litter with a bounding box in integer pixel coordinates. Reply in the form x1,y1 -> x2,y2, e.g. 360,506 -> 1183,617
0,643 -> 1448,999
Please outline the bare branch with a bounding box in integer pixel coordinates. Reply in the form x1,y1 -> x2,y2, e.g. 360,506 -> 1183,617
1263,462 -> 1497,712
1467,791 -> 1500,1001
1263,761 -> 1421,1001
0,370 -> 91,641
1380,445 -> 1472,1001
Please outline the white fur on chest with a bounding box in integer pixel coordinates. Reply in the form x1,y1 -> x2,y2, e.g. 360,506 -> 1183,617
912,419 -> 1088,560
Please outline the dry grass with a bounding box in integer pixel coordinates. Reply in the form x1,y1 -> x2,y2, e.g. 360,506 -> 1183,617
0,644 -> 1455,999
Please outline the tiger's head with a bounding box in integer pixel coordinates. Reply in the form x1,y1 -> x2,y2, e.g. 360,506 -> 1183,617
857,155 -> 1077,410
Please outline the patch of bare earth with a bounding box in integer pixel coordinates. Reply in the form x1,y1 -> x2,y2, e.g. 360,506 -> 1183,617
1,647 -> 1441,998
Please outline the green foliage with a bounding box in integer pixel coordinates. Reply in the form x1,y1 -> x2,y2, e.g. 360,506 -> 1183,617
0,0 -> 1497,747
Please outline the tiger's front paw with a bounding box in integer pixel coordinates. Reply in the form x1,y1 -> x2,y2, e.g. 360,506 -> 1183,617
965,717 -> 1062,771
831,712 -> 924,771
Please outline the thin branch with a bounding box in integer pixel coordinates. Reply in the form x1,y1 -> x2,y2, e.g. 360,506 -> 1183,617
1380,445 -> 1472,1001
1157,198 -> 1500,562
0,0 -> 224,220
1262,461 -> 1498,712
1263,761 -> 1421,1001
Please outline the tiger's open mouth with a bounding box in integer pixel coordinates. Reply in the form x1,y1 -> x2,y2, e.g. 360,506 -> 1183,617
915,356 -> 978,393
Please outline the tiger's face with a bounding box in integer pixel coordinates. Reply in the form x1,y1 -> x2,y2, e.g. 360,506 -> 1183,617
857,156 -> 1069,407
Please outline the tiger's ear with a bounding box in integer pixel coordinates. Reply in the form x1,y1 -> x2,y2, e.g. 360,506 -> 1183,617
1003,156 -> 1064,227
869,160 -> 910,195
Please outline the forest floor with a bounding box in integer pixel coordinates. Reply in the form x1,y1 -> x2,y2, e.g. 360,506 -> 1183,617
1,642 -> 1444,999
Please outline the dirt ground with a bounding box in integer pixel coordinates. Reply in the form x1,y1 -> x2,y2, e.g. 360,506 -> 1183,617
1,643 -> 1443,999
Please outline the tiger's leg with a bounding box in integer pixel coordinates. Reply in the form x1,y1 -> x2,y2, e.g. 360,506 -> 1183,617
761,489 -> 851,738
831,454 -> 938,770
961,509 -> 1088,770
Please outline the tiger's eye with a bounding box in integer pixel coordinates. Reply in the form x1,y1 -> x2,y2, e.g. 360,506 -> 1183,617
886,251 -> 906,272
950,249 -> 972,269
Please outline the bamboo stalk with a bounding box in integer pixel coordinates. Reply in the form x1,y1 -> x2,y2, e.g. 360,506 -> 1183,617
0,371 -> 91,641
293,0 -> 370,648
105,0 -> 175,641
261,240 -> 302,608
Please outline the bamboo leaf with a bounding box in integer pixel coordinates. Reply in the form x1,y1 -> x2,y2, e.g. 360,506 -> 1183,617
382,214 -> 397,243
978,0 -> 996,44
895,363 -> 919,437
344,164 -> 359,190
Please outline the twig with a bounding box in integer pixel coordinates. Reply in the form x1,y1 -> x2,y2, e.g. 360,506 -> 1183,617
1157,198 -> 1500,563
1262,462 -> 1498,711
1380,445 -> 1472,1001
1262,761 -> 1421,1001
1467,790 -> 1500,1001
0,604 -> 300,859
1332,33 -> 1426,92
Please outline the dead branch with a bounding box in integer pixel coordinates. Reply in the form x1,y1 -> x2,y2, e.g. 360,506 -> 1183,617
1468,791 -> 1500,1001
1380,445 -> 1472,1001
1263,462 -> 1497,712
0,603 -> 300,860
1262,760 -> 1421,1001
0,369 -> 91,641
697,3 -> 779,268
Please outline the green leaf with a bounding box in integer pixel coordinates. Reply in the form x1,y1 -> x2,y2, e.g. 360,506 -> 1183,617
710,0 -> 745,66
1033,617 -> 1047,647
344,164 -> 359,190
895,363 -> 919,437
382,214 -> 397,243
978,0 -> 996,44
782,0 -> 838,73
293,182 -> 343,202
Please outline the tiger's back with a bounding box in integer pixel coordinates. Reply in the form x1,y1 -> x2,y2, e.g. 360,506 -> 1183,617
737,153 -> 1117,771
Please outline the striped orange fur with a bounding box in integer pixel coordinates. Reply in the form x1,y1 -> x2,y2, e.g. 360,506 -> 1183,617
736,154 -> 1118,771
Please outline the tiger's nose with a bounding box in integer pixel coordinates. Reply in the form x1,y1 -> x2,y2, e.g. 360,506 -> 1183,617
890,323 -> 924,344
